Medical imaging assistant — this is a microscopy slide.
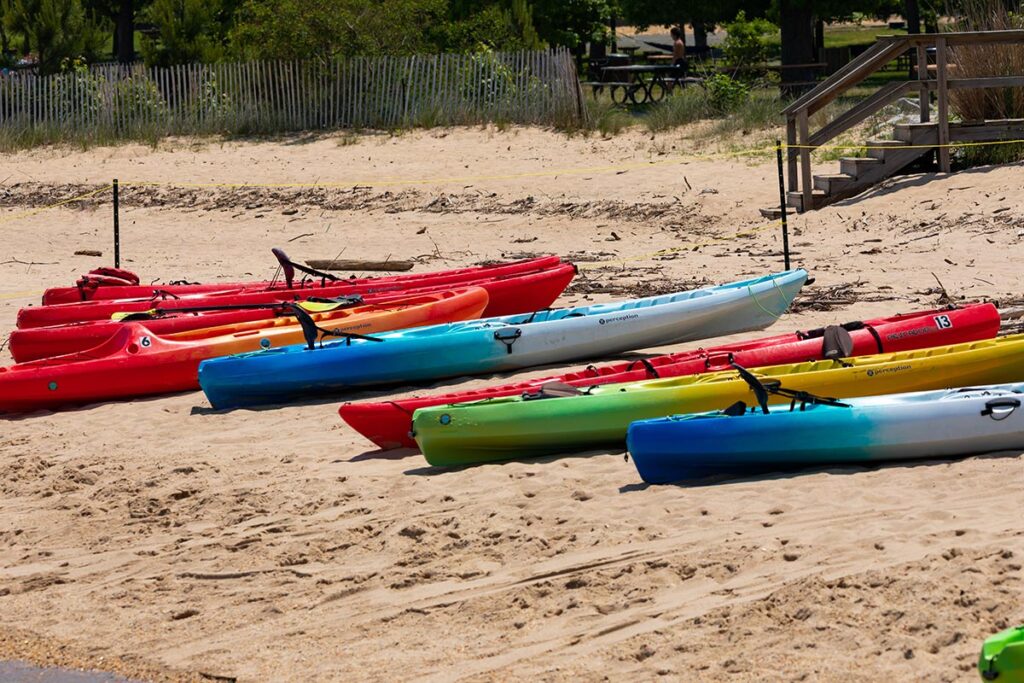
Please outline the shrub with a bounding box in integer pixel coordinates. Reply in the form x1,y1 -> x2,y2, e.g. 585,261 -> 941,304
947,0 -> 1024,164
644,88 -> 710,133
705,73 -> 750,115
721,11 -> 778,69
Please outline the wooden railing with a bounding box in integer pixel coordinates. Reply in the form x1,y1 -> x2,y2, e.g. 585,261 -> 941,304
783,30 -> 1024,208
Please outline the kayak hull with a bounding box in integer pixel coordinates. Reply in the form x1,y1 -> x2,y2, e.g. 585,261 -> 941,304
412,335 -> 1024,466
41,255 -> 562,304
16,263 -> 575,332
341,304 -> 1000,449
0,288 -> 487,413
979,625 -> 1024,683
199,270 -> 808,410
627,383 -> 1024,483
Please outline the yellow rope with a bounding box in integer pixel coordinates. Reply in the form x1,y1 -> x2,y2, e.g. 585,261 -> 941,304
0,290 -> 41,301
577,219 -> 782,270
0,184 -> 114,226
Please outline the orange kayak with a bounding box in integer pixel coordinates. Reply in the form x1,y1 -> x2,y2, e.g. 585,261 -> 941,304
0,287 -> 488,413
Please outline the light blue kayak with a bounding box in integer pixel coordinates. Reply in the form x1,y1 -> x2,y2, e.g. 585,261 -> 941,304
198,270 -> 807,409
627,382 -> 1024,483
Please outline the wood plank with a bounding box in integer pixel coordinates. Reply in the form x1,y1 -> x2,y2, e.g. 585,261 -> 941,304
949,119 -> 1024,142
306,259 -> 415,272
935,36 -> 951,172
798,110 -> 813,210
948,75 -> 1024,90
786,118 -> 798,190
782,40 -> 892,115
916,45 -> 930,124
808,81 -> 913,147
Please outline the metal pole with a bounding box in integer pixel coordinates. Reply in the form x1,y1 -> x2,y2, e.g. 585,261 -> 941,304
113,179 -> 120,268
775,140 -> 791,271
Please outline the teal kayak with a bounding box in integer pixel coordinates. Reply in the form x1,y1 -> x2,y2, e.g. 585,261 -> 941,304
199,270 -> 806,409
412,336 -> 1024,467
628,383 -> 1024,483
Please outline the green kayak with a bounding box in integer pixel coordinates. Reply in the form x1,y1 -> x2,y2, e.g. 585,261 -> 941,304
980,625 -> 1024,682
412,335 -> 1024,467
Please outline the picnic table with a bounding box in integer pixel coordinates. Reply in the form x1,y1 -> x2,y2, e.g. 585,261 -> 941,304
585,64 -> 703,105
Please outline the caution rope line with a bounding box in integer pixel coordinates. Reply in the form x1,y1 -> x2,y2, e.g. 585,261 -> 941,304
0,136 -> 1022,201
0,290 -> 41,301
577,219 -> 782,270
0,184 -> 114,226
103,137 -> 1024,188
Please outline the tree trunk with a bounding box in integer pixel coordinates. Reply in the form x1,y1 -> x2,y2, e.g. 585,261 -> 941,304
905,0 -> 921,33
906,0 -> 920,79
693,20 -> 708,59
116,0 -> 134,63
779,0 -> 816,97
693,22 -> 708,49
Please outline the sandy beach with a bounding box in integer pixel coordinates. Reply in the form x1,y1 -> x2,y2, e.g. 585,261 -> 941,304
1,126 -> 1022,681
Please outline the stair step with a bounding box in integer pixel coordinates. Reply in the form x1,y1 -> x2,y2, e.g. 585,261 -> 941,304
893,121 -> 938,143
839,156 -> 883,177
865,139 -> 909,160
814,173 -> 857,193
787,189 -> 826,213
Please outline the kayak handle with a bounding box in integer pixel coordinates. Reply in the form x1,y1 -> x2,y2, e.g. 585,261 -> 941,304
981,397 -> 1020,421
493,328 -> 522,354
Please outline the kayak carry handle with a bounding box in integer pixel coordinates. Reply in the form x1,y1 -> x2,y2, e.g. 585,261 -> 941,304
981,397 -> 1020,421
494,328 -> 522,354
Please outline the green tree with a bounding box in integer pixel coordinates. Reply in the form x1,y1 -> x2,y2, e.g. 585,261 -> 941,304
230,0 -> 451,59
229,0 -> 539,59
2,0 -> 107,73
721,10 -> 777,67
530,0 -> 612,51
139,0 -> 223,66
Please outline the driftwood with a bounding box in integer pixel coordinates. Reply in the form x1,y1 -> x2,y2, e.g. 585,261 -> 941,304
305,259 -> 415,272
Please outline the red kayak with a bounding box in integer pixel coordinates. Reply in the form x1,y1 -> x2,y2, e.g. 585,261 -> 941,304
42,252 -> 562,305
0,289 -> 488,414
339,303 -> 1002,450
16,262 -> 577,332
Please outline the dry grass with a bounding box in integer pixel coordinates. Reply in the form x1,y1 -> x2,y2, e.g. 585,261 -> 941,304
947,1 -> 1024,122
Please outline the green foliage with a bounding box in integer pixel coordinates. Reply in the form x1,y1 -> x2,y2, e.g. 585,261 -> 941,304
228,0 -> 538,60
709,87 -> 780,135
643,88 -> 710,132
140,0 -> 223,66
721,11 -> 777,68
2,0 -> 108,74
530,0 -> 611,51
705,73 -> 749,114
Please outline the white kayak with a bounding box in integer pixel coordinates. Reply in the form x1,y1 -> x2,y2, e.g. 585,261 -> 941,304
628,382 -> 1024,482
199,269 -> 808,409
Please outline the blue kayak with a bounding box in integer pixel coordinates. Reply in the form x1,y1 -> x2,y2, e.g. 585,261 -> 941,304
627,382 -> 1024,483
198,269 -> 807,409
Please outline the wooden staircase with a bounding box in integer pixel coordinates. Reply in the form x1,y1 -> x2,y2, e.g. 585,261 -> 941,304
786,124 -> 937,212
782,29 -> 1024,213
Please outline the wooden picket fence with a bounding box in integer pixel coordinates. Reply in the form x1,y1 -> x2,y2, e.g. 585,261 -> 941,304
0,48 -> 585,141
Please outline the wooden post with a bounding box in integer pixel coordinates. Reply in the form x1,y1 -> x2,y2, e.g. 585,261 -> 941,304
786,116 -> 798,191
776,140 -> 791,270
797,108 -> 813,211
916,44 -> 929,123
935,36 -> 950,172
112,179 -> 120,268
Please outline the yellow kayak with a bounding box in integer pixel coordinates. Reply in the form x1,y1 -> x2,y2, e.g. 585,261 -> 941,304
414,334 -> 1024,466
